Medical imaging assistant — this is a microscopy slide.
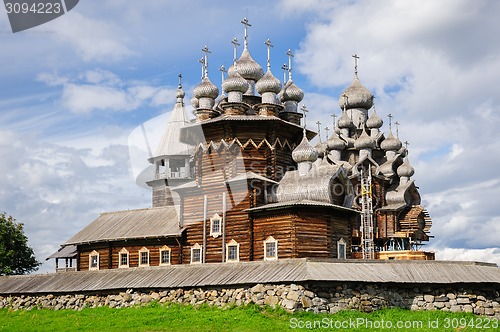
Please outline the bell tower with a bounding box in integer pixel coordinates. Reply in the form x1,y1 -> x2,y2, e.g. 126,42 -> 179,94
146,75 -> 193,207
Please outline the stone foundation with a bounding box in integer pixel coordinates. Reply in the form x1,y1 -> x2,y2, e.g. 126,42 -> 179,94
1,283 -> 499,319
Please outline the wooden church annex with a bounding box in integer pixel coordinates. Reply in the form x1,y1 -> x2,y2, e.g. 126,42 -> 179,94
48,18 -> 434,273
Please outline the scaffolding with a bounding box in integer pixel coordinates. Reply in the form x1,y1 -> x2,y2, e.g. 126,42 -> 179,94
360,166 -> 375,259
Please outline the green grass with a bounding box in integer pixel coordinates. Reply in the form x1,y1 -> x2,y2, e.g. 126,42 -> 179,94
0,302 -> 498,331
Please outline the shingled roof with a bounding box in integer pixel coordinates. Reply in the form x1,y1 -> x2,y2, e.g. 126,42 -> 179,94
64,206 -> 183,246
1,259 -> 499,295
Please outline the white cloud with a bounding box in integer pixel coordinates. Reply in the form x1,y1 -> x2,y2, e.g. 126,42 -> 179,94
49,12 -> 135,62
284,0 -> 500,261
0,129 -> 150,273
37,70 -> 177,114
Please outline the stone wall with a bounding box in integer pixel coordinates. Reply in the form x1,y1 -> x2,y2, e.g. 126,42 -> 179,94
0,282 -> 499,319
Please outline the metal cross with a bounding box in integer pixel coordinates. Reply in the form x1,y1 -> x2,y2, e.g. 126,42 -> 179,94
404,141 -> 409,151
342,93 -> 349,109
352,54 -> 360,76
241,17 -> 251,48
316,121 -> 322,142
264,38 -> 273,70
395,121 -> 400,138
325,127 -> 330,140
219,65 -> 226,92
198,57 -> 206,79
231,37 -> 240,65
201,46 -> 211,77
331,113 -> 337,128
286,49 -> 294,80
178,73 -> 182,88
301,105 -> 309,128
281,63 -> 289,83
387,113 -> 393,131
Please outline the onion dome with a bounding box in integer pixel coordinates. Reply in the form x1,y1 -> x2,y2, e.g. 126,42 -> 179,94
315,140 -> 327,158
193,77 -> 219,100
338,75 -> 373,110
380,130 -> 402,151
292,135 -> 318,163
233,48 -> 264,81
366,110 -> 383,129
279,80 -> 304,103
326,134 -> 347,151
256,69 -> 282,94
397,157 -> 415,178
222,71 -> 249,94
176,86 -> 185,101
338,111 -> 354,129
354,128 -> 375,150
190,96 -> 199,109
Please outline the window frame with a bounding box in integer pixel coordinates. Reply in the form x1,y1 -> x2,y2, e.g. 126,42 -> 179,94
159,245 -> 171,266
190,243 -> 203,264
138,247 -> 150,267
118,248 -> 129,268
225,239 -> 240,263
210,213 -> 222,238
337,238 -> 347,259
264,236 -> 278,261
89,250 -> 99,271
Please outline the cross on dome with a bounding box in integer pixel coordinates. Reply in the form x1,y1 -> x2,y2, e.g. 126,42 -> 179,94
352,54 -> 360,77
395,121 -> 400,138
231,37 -> 240,65
286,49 -> 294,80
301,104 -> 309,128
178,73 -> 182,88
264,38 -> 273,70
198,57 -> 205,79
201,46 -> 211,78
240,17 -> 251,49
280,63 -> 289,83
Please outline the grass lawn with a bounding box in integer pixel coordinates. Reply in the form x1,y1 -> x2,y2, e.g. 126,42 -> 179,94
0,302 -> 498,331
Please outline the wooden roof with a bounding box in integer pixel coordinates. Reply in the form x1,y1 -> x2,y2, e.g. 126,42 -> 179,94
46,245 -> 77,260
64,207 -> 183,246
1,259 -> 499,295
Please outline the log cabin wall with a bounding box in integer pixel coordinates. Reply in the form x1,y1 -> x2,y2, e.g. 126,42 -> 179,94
295,211 -> 352,259
252,211 -> 295,260
77,239 -> 181,271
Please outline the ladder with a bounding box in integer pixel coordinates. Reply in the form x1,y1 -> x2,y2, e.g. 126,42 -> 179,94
360,166 -> 375,259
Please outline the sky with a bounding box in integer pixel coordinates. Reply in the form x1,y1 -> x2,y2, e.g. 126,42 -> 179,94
1,0 -> 499,273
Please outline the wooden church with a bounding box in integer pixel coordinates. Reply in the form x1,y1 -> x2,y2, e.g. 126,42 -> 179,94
48,19 -> 433,272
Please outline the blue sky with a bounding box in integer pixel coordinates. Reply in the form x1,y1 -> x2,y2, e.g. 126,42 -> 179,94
1,0 -> 499,273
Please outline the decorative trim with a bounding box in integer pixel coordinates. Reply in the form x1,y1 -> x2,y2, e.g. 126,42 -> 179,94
190,243 -> 203,264
118,248 -> 129,268
89,250 -> 99,271
226,239 -> 240,262
159,245 -> 171,266
264,236 -> 278,261
138,247 -> 150,267
210,213 -> 222,238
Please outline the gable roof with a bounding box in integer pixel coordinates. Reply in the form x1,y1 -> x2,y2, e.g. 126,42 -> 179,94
64,206 -> 183,246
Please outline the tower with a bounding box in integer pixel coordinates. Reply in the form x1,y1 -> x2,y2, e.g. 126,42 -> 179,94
146,76 -> 194,207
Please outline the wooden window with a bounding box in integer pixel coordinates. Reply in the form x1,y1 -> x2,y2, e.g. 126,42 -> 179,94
118,248 -> 129,268
191,243 -> 202,264
139,247 -> 149,267
89,250 -> 99,271
337,238 -> 346,259
225,239 -> 240,262
159,245 -> 171,266
264,236 -> 278,261
210,213 -> 222,238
